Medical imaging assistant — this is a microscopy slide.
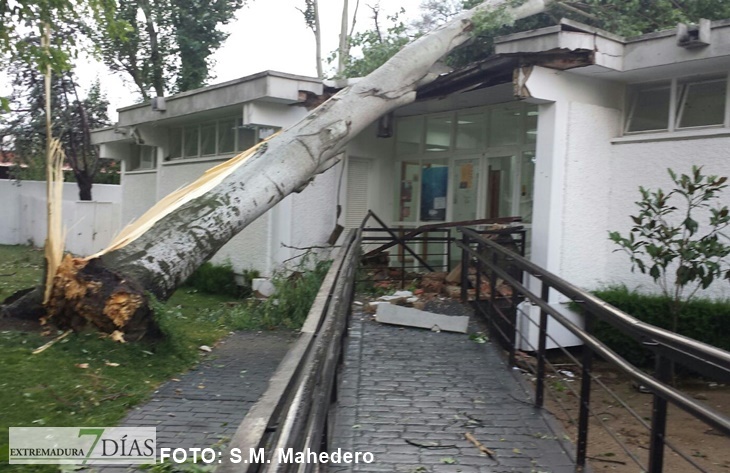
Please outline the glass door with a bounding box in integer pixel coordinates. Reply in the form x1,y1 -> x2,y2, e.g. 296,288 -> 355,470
486,155 -> 514,219
452,158 -> 480,222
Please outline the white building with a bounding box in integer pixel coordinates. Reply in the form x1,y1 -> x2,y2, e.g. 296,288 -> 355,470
93,19 -> 730,300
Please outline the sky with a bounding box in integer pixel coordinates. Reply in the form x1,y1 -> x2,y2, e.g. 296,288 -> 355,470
78,0 -> 426,121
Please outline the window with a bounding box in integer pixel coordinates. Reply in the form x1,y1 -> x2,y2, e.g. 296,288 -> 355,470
168,119 -> 281,160
396,116 -> 422,155
677,77 -> 726,128
455,112 -> 486,150
392,103 -> 538,224
129,144 -> 156,171
200,123 -> 217,156
236,120 -> 256,152
218,118 -> 236,153
626,82 -> 671,132
490,106 -> 522,146
425,116 -> 451,152
169,128 -> 182,159
183,125 -> 199,158
625,74 -> 729,134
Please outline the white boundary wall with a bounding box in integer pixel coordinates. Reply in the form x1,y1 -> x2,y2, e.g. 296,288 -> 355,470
0,180 -> 121,256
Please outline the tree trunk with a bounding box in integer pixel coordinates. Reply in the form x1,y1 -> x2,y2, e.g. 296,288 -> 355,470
139,0 -> 165,97
313,0 -> 323,78
337,0 -> 348,76
76,172 -> 93,201
4,0 -> 553,339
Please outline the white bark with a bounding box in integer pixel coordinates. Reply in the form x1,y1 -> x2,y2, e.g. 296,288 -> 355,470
60,0 -> 554,321
314,0 -> 323,78
337,0 -> 349,75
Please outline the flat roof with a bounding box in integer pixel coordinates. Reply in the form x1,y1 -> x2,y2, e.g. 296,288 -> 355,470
118,70 -> 321,113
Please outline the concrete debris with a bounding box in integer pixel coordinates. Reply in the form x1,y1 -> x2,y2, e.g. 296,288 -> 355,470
378,290 -> 414,301
376,303 -> 469,333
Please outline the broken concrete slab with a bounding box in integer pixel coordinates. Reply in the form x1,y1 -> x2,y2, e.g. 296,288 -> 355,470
377,290 -> 414,301
375,303 -> 469,333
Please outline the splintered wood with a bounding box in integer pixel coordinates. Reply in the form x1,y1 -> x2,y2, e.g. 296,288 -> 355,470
43,138 -> 66,304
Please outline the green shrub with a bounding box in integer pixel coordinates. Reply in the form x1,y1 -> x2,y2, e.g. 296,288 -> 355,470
591,285 -> 730,368
222,257 -> 332,330
263,258 -> 332,327
183,262 -> 259,298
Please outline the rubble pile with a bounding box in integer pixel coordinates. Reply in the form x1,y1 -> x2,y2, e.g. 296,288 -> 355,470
360,258 -> 514,312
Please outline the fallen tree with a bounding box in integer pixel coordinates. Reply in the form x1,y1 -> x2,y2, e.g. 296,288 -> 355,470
2,0 -> 554,340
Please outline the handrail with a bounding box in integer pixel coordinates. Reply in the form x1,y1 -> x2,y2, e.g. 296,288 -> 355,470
459,227 -> 730,380
219,222 -> 364,473
456,227 -> 730,438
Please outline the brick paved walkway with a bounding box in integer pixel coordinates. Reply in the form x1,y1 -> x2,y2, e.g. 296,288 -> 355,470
331,308 -> 578,473
96,330 -> 294,472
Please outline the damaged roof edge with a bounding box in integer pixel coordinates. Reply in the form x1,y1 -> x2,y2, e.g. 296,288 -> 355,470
416,48 -> 595,101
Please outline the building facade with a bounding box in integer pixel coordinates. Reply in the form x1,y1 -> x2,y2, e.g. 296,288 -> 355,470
93,20 -> 730,311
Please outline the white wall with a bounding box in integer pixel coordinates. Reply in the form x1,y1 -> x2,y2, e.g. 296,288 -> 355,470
560,102 -> 622,289
606,137 -> 730,299
0,180 -> 122,255
529,66 -> 730,300
120,172 -> 157,225
288,165 -> 339,255
344,122 -> 396,223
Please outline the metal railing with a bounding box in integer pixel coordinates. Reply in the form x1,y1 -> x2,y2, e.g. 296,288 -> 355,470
456,226 -> 730,473
218,224 -> 363,473
360,211 -> 522,287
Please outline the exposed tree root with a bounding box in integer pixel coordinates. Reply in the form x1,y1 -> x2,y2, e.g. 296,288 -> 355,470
41,255 -> 160,341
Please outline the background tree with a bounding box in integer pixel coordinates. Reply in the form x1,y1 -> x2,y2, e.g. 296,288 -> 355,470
0,0 -> 121,109
333,0 -> 730,78
298,0 -> 323,78
332,5 -> 411,78
0,57 -> 114,200
91,0 -> 246,99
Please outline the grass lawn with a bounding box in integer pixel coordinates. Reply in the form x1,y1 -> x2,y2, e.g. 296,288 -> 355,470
0,245 -> 263,471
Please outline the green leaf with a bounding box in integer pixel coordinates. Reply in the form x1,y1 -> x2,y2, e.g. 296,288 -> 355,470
684,217 -> 699,235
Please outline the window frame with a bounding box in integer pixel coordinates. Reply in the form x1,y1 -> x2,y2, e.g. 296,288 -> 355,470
675,77 -> 728,130
168,119 -> 281,161
128,144 -> 157,172
624,81 -> 672,134
624,73 -> 730,135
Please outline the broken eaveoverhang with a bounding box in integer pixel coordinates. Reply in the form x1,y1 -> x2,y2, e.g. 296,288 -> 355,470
416,49 -> 595,101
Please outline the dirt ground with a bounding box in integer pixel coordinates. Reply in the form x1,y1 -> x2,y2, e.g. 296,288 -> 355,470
536,360 -> 730,472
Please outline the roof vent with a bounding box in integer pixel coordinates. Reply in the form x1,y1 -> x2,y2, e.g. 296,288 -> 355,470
677,19 -> 711,48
